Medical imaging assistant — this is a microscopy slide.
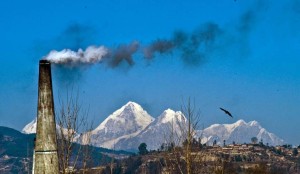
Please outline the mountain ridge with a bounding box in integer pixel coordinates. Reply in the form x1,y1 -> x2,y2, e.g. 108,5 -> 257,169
83,101 -> 154,148
22,101 -> 285,151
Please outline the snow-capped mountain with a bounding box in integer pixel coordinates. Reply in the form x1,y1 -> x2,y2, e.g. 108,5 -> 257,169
22,118 -> 73,136
199,120 -> 285,146
22,118 -> 37,134
82,101 -> 154,148
113,109 -> 187,151
22,102 -> 285,151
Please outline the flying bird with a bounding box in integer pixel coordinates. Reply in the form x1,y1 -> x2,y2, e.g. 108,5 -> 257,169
219,107 -> 233,118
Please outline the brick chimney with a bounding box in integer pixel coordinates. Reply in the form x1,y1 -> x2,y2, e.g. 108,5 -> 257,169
33,60 -> 59,173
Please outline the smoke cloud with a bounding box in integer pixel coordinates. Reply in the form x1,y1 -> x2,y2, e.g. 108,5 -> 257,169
143,39 -> 174,59
44,41 -> 140,68
106,41 -> 140,67
58,24 -> 96,50
45,46 -> 108,65
44,4 -> 259,68
44,23 -> 224,67
141,23 -> 223,65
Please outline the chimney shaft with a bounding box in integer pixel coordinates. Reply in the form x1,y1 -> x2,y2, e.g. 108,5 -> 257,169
34,60 -> 59,173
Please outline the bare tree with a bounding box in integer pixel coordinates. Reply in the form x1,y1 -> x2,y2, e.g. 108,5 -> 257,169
181,98 -> 201,174
56,90 -> 94,173
161,98 -> 204,174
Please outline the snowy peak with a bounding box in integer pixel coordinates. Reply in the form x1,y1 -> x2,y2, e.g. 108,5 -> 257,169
234,119 -> 246,126
22,118 -> 72,137
22,118 -> 37,134
22,117 -> 73,139
248,120 -> 260,127
89,101 -> 154,148
222,119 -> 246,133
114,101 -> 145,117
123,101 -> 144,111
119,101 -> 146,114
113,108 -> 187,151
156,109 -> 186,124
94,101 -> 154,132
201,119 -> 284,146
121,101 -> 154,127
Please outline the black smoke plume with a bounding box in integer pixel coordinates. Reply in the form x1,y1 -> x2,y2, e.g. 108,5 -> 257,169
44,4 -> 260,68
142,23 -> 223,65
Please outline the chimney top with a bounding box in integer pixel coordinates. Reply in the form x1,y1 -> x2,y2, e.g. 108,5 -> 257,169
39,59 -> 50,65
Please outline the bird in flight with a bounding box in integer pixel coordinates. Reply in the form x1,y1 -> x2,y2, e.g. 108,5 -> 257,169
219,107 -> 233,118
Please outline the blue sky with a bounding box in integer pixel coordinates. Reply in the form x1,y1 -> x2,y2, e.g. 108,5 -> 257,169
0,0 -> 299,145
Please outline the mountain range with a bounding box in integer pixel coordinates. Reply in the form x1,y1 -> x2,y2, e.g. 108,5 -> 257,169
23,101 -> 285,151
0,126 -> 133,173
0,126 -> 34,173
198,120 -> 284,146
